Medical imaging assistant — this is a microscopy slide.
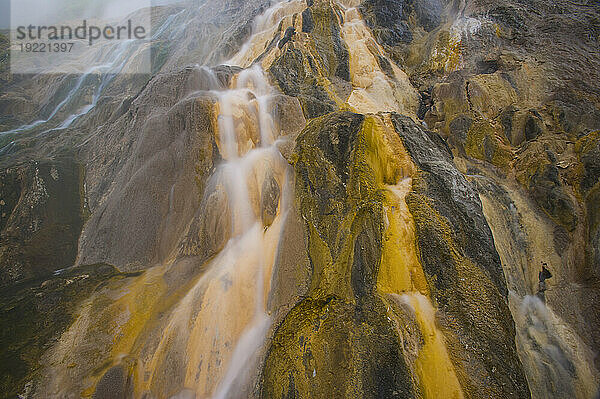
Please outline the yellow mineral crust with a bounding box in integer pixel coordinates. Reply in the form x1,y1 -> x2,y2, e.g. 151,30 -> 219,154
342,8 -> 419,116
361,116 -> 463,399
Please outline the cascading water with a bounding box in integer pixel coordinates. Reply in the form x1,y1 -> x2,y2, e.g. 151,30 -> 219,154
513,294 -> 593,398
7,0 -> 598,397
381,175 -> 464,399
340,6 -> 419,116
477,179 -> 599,399
134,65 -> 293,398
0,8 -> 186,138
208,66 -> 288,399
226,0 -> 306,68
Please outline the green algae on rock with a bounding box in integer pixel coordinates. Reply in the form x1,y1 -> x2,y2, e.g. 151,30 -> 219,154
261,111 -> 418,398
391,114 -> 531,398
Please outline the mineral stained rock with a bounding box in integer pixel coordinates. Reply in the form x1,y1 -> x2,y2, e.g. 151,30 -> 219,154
0,0 -> 599,398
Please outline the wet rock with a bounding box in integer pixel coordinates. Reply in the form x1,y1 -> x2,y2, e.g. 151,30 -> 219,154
261,173 -> 280,228
310,1 -> 350,82
465,120 -> 513,168
268,0 -> 354,118
93,366 -> 128,399
262,111 -> 417,398
524,110 -> 545,141
553,225 -> 571,254
425,74 -> 470,135
376,54 -> 397,82
0,263 -> 123,399
448,115 -> 472,150
262,297 -> 416,399
0,158 -> 85,287
589,185 -> 600,275
77,77 -> 218,271
269,48 -> 336,119
499,106 -> 519,145
414,0 -> 443,32
351,219 -> 381,300
476,59 -> 501,75
576,130 -> 600,192
211,64 -> 243,88
417,89 -> 433,120
179,181 -> 231,262
302,8 -> 314,33
269,94 -> 307,138
278,27 -> 297,49
1,0 -> 599,395
267,203 -> 311,313
551,99 -> 600,135
530,163 -> 578,231
391,114 -> 508,293
467,74 -> 518,121
390,113 -> 531,398
360,0 -> 413,46
488,5 -> 528,36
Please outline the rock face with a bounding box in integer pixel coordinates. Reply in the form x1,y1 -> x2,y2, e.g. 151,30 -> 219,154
0,0 -> 599,398
0,158 -> 85,287
0,263 -> 125,399
391,115 -> 529,397
262,112 -> 417,398
262,111 -> 529,398
76,67 -> 223,272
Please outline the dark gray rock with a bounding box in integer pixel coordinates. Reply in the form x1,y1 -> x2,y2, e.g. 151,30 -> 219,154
580,133 -> 600,192
391,114 -> 507,294
414,0 -> 443,31
499,106 -> 517,145
449,115 -> 472,149
360,0 -> 413,46
0,157 -> 84,287
302,8 -> 314,33
261,173 -> 280,228
278,27 -> 296,49
0,263 -> 123,399
93,366 -> 128,399
269,48 -> 336,119
524,110 -> 544,141
530,164 -> 578,231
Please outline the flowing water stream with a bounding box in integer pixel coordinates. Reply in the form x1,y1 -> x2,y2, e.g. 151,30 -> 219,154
340,6 -> 419,116
478,179 -> 599,399
382,176 -> 464,399
143,65 -> 292,398
0,8 -> 186,139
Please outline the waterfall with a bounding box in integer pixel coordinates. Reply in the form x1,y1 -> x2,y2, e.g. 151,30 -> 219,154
340,6 -> 419,116
478,179 -> 599,399
133,64 -> 292,398
382,175 -> 464,399
226,0 -> 306,68
207,65 -> 288,399
11,0 -> 598,397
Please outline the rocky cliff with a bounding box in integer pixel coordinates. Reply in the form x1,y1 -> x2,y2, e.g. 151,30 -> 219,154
0,0 -> 599,398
